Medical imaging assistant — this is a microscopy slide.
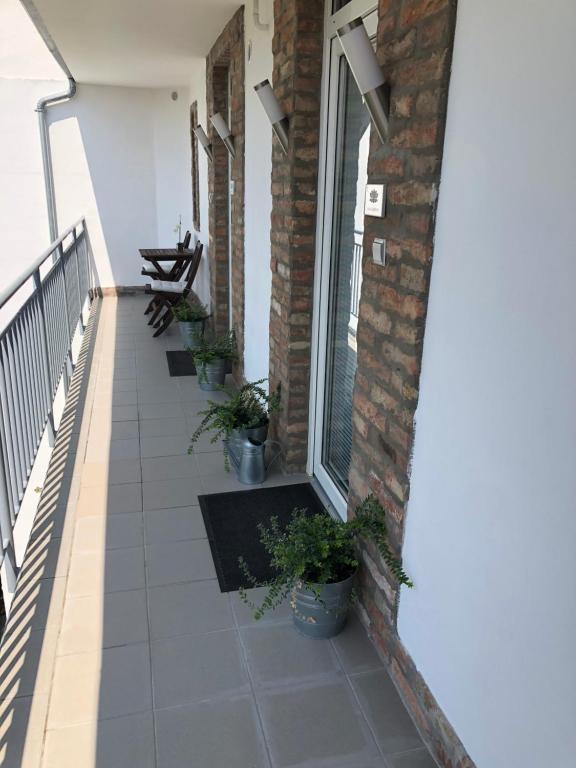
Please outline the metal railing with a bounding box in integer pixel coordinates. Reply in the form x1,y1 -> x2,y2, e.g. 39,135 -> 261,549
0,218 -> 92,592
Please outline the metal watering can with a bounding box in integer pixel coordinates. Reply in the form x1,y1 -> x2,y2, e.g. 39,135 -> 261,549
237,435 -> 282,485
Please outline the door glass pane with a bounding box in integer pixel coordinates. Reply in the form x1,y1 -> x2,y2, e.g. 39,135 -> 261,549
322,58 -> 371,492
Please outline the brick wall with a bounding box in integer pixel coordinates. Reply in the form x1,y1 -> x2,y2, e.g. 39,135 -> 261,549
268,0 -> 473,765
206,8 -> 245,376
268,0 -> 325,471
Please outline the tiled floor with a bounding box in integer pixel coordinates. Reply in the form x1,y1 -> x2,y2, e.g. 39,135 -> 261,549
0,296 -> 436,768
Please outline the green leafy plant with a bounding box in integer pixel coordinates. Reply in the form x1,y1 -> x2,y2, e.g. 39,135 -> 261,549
192,331 -> 237,365
239,494 -> 413,620
188,379 -> 281,467
172,297 -> 208,323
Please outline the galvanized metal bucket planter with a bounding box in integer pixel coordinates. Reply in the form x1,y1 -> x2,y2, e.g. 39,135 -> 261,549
225,424 -> 269,483
178,319 -> 204,349
291,572 -> 356,638
197,359 -> 227,391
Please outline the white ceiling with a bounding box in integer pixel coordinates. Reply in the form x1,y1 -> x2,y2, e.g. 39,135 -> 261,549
26,0 -> 242,87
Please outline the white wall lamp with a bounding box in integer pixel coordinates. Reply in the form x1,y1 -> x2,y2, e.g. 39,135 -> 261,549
254,79 -> 289,155
209,112 -> 236,158
337,17 -> 391,143
194,125 -> 213,162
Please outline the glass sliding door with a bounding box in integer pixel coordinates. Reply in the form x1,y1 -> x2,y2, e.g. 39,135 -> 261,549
311,2 -> 376,518
322,59 -> 370,493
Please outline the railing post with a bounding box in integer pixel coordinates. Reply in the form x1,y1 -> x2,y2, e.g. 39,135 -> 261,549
74,226 -> 85,333
57,244 -> 74,388
0,444 -> 18,596
33,270 -> 56,447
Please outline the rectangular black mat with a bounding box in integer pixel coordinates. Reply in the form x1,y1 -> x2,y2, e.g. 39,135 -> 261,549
199,483 -> 326,593
166,350 -> 232,377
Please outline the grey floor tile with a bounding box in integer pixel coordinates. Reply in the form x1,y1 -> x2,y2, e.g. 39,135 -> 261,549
142,477 -> 203,510
148,580 -> 234,640
144,505 -> 206,544
388,749 -> 438,768
138,402 -> 186,420
111,380 -> 138,395
331,615 -> 384,674
155,696 -> 269,768
107,482 -> 142,513
108,458 -> 141,485
112,391 -> 137,406
151,630 -> 249,709
139,417 -> 189,438
107,513 -> 144,549
43,712 -> 156,768
258,681 -> 379,767
99,643 -> 152,719
111,405 -> 138,422
141,454 -> 198,482
104,547 -> 146,593
103,590 -> 149,647
146,539 -> 216,586
59,589 -> 149,654
195,450 -> 227,475
137,384 -> 180,404
109,438 -> 140,460
230,587 -> 292,627
241,623 -> 342,688
350,670 -> 423,756
140,435 -> 191,459
111,420 -> 139,438
201,472 -> 251,494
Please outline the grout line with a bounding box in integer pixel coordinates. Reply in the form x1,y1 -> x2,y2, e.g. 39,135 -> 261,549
231,597 -> 276,768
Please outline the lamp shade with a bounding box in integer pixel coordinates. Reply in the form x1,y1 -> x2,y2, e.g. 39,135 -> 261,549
193,125 -> 211,150
337,18 -> 385,95
254,80 -> 285,125
210,112 -> 232,140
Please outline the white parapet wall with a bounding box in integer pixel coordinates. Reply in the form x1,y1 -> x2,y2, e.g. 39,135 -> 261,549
398,1 -> 576,766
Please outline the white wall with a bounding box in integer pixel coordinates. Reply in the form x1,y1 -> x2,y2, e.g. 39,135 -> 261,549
188,59 -> 211,309
0,0 -> 66,288
152,88 -> 194,245
398,2 -> 576,767
243,0 -> 274,382
47,83 -> 193,289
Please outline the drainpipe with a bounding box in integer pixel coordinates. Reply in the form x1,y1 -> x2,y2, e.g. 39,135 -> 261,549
36,77 -> 77,243
19,0 -> 77,242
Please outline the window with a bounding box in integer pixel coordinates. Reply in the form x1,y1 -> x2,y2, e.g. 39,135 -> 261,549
190,102 -> 200,232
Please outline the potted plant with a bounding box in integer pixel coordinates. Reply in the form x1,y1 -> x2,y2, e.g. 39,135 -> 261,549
172,297 -> 208,349
192,331 -> 237,391
189,379 -> 281,474
239,495 -> 413,639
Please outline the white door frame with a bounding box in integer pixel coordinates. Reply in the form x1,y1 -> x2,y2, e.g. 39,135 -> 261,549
307,0 -> 378,519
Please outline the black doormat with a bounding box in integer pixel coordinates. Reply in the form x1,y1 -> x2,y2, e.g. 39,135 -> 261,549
199,483 -> 326,593
166,350 -> 232,377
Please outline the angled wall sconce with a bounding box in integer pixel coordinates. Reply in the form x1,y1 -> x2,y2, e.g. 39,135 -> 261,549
254,79 -> 289,155
209,112 -> 235,158
194,125 -> 213,162
337,17 -> 391,143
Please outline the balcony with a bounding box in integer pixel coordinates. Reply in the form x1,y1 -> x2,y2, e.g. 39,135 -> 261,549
0,238 -> 434,767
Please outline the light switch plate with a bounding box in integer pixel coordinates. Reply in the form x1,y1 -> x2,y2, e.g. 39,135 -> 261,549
372,238 -> 386,266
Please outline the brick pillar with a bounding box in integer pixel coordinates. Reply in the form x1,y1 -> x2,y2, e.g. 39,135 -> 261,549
268,0 -> 324,472
206,8 -> 245,377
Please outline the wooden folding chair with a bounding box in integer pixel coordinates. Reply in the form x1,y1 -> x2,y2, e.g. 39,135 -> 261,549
145,243 -> 203,337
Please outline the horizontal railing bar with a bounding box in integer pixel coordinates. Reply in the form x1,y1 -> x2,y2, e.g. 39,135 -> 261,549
0,217 -> 85,310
